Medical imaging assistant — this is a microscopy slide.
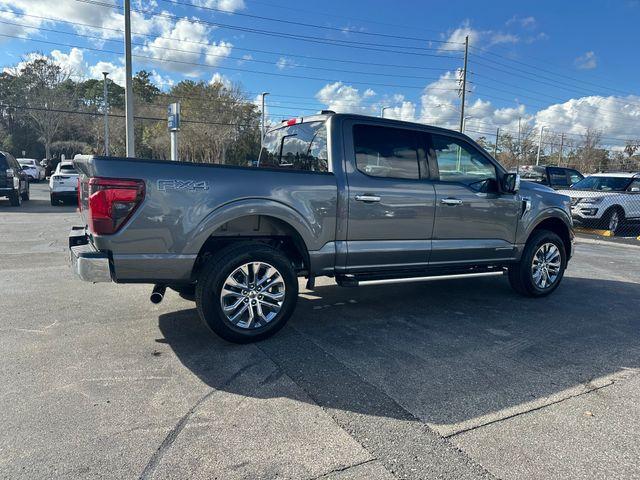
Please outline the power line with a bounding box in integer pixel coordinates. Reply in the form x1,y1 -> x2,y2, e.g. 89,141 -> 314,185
0,19 -> 457,83
73,0 -> 464,58
157,0 -> 463,46
0,11 -> 460,73
0,33 -> 461,92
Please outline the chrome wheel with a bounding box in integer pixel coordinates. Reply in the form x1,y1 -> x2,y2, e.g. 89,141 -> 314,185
608,211 -> 620,232
219,262 -> 285,329
531,243 -> 561,289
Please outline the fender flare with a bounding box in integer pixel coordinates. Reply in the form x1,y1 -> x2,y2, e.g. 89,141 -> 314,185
184,198 -> 318,256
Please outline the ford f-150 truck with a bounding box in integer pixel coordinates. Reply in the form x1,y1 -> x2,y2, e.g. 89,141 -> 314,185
69,112 -> 573,343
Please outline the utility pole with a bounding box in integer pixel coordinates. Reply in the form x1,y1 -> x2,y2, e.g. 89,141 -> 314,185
381,106 -> 391,118
102,72 -> 109,156
536,125 -> 546,165
493,127 -> 500,158
458,35 -> 469,133
123,0 -> 135,157
558,133 -> 565,166
168,103 -> 180,161
261,92 -> 269,141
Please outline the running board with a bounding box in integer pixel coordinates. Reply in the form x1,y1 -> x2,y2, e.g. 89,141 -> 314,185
336,270 -> 505,287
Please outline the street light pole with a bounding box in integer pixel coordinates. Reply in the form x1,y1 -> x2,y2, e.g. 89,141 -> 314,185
381,106 -> 391,118
458,35 -> 469,133
102,72 -> 109,156
462,115 -> 474,133
261,92 -> 269,141
123,0 -> 135,157
536,125 -> 546,166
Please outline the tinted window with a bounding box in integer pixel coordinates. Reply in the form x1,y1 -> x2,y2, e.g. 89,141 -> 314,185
627,180 -> 640,191
567,170 -> 583,185
353,125 -> 419,179
0,153 -> 7,170
60,164 -> 77,173
519,166 -> 547,183
430,134 -> 496,190
571,176 -> 632,191
548,167 -> 569,187
259,121 -> 328,172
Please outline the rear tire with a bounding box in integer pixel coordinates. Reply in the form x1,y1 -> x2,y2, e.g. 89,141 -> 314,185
508,229 -> 567,297
21,184 -> 29,201
195,243 -> 298,343
601,207 -> 624,235
9,190 -> 21,206
50,194 -> 57,206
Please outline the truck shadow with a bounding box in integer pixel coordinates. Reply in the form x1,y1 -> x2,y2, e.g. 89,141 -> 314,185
157,275 -> 640,430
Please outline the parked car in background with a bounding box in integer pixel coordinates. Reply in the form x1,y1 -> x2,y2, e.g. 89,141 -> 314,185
0,151 -> 30,206
69,112 -> 574,343
558,172 -> 640,234
49,161 -> 79,206
17,158 -> 46,182
515,165 -> 584,189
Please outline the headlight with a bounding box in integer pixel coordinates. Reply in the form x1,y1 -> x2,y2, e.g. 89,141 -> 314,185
580,197 -> 604,205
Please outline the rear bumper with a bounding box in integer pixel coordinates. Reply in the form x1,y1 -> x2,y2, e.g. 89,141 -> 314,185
69,227 -> 112,283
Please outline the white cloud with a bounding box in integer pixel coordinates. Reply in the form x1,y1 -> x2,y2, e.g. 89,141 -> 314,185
506,15 -> 537,29
210,72 -> 232,88
575,51 -> 597,70
315,82 -> 373,114
192,0 -> 245,12
275,57 -> 295,70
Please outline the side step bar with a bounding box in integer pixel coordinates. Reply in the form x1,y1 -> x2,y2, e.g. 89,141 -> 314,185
336,270 -> 505,287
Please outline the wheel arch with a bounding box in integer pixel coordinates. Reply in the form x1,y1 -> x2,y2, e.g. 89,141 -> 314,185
528,214 -> 573,259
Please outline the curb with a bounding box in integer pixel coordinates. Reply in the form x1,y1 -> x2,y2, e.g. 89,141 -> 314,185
574,227 -> 613,237
576,236 -> 640,250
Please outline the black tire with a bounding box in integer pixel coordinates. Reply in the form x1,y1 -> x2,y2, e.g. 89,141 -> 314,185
195,243 -> 298,343
9,190 -> 21,206
508,229 -> 567,297
600,207 -> 624,235
21,183 -> 29,201
50,194 -> 57,206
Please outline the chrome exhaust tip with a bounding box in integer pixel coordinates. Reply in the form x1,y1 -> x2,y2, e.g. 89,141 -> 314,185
150,284 -> 166,304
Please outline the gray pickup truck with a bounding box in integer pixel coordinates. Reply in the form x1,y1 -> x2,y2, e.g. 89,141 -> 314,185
70,112 -> 573,343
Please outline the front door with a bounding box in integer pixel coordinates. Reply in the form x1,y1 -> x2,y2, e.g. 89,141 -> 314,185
428,133 -> 521,265
343,121 -> 436,272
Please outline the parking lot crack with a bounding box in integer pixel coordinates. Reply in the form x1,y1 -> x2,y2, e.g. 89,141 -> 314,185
445,380 -> 616,439
306,458 -> 379,480
138,361 -> 258,480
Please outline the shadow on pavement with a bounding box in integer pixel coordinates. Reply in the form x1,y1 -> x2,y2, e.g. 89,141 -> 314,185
158,275 -> 640,428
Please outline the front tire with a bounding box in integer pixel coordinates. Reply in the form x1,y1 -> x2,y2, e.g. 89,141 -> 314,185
508,229 -> 567,297
195,243 -> 299,343
601,207 -> 624,235
21,183 -> 29,201
50,194 -> 58,206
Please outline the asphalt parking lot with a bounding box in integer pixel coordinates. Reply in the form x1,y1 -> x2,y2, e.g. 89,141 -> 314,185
2,183 -> 640,479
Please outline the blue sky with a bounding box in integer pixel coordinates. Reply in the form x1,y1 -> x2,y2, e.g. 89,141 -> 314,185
1,0 -> 639,148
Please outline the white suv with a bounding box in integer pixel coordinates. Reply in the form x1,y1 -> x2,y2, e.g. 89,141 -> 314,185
49,161 -> 79,206
558,172 -> 640,234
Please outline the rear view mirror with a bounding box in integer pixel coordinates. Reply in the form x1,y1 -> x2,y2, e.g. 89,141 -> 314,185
502,173 -> 520,193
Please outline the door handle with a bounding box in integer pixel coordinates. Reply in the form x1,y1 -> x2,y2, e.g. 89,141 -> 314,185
441,198 -> 463,206
355,194 -> 381,203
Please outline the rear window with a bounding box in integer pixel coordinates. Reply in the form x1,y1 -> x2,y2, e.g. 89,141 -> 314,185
0,153 -> 7,169
258,121 -> 328,172
60,164 -> 77,174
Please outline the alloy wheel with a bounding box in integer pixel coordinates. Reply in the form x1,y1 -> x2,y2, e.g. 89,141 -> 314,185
531,242 -> 561,289
219,261 -> 285,329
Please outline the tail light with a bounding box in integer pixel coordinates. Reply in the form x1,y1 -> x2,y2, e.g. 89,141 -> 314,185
6,168 -> 14,177
87,177 -> 145,235
77,177 -> 82,212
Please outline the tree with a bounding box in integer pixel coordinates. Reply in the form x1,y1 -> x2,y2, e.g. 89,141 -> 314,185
12,56 -> 79,160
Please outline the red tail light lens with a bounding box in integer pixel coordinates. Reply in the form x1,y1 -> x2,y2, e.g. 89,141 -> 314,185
87,177 -> 145,235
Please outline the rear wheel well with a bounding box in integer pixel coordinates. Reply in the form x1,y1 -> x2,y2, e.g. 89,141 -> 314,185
191,215 -> 309,281
530,217 -> 572,257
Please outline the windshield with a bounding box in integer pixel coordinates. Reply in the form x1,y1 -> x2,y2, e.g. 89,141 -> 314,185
571,176 -> 632,191
258,121 -> 328,172
19,160 -> 35,166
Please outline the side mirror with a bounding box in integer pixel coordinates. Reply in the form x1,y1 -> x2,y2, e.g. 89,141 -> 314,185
502,173 -> 520,193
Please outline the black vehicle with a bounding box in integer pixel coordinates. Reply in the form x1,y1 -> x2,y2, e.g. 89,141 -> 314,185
516,165 -> 584,190
0,151 -> 30,206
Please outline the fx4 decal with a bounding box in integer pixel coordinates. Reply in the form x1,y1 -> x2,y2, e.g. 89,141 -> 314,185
157,179 -> 210,191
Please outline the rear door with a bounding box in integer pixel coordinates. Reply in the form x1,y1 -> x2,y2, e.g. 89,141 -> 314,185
343,120 -> 435,272
428,132 -> 520,265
